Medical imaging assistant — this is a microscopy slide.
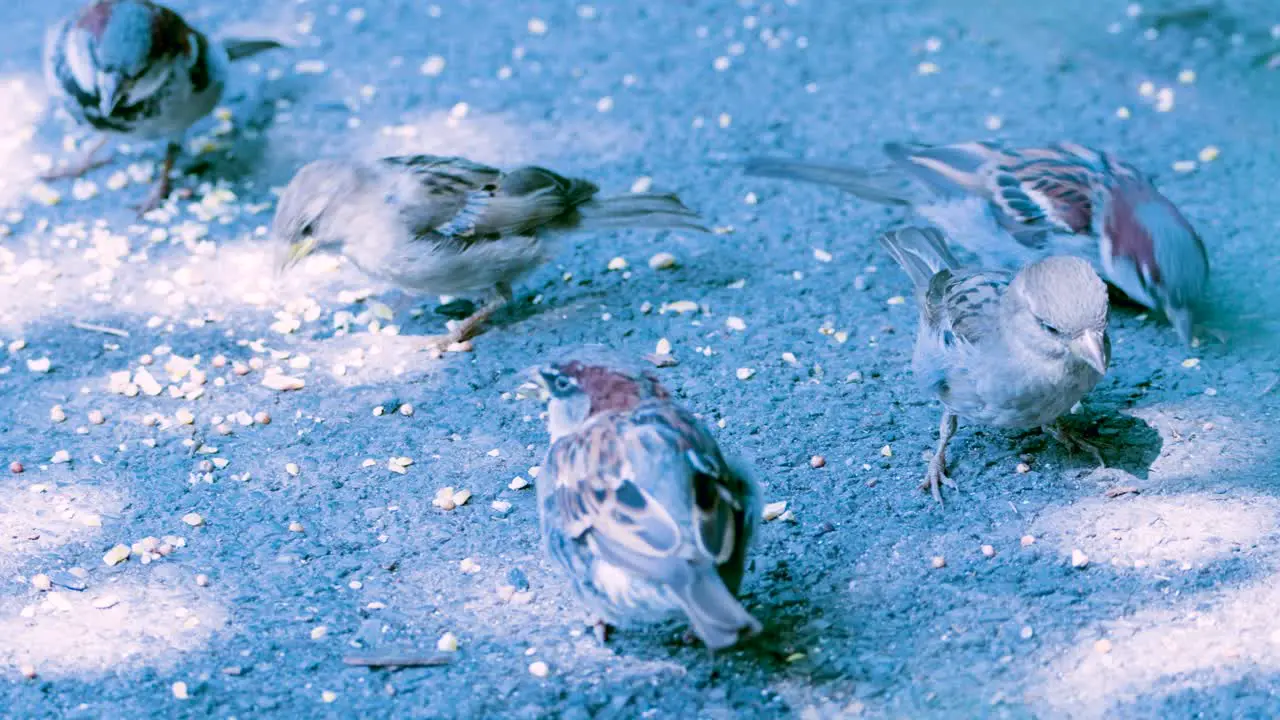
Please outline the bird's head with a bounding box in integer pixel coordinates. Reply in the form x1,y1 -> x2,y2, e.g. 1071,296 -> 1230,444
1008,256 -> 1111,376
70,0 -> 198,118
271,160 -> 363,273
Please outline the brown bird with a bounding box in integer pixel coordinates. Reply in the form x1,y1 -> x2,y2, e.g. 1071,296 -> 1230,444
532,355 -> 761,649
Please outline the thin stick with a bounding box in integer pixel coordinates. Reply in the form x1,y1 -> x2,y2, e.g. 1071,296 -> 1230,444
342,655 -> 451,669
71,321 -> 129,338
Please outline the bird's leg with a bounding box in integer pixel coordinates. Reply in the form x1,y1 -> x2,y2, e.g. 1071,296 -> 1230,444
40,136 -> 112,180
920,411 -> 958,504
416,283 -> 513,351
594,620 -> 612,645
1043,422 -> 1106,468
133,141 -> 180,215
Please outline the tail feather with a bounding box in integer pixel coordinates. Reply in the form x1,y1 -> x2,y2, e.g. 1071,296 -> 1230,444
879,226 -> 961,290
676,568 -> 762,651
575,193 -> 708,232
742,157 -> 915,206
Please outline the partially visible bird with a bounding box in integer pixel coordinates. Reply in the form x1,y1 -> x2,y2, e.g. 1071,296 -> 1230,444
531,355 -> 761,649
745,141 -> 1208,342
273,155 -> 707,348
879,226 -> 1111,503
43,0 -> 284,212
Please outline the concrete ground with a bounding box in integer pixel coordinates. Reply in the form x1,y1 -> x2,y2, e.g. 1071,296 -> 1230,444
2,0 -> 1279,717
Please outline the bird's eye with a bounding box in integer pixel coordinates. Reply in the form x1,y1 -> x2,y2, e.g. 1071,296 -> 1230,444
300,221 -> 315,238
1039,320 -> 1063,336
554,375 -> 574,392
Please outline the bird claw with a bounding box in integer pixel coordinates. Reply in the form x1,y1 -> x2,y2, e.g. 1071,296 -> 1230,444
919,453 -> 956,504
131,179 -> 172,216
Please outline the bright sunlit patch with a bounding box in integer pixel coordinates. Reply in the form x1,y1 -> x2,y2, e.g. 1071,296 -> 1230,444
0,480 -> 123,574
1032,566 -> 1280,717
0,578 -> 226,675
1033,493 -> 1280,569
368,109 -> 644,168
0,74 -> 47,209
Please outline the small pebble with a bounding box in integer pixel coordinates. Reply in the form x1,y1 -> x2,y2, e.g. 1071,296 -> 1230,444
9,461 -> 23,474
182,512 -> 205,527
172,682 -> 189,700
1021,535 -> 1036,547
528,661 -> 550,678
50,405 -> 67,423
19,665 -> 36,680
254,411 -> 272,425
981,545 -> 996,558
289,521 -> 305,533
195,574 -> 209,587
762,501 -> 788,521
1015,462 -> 1031,474
31,574 -> 52,591
931,556 -> 946,569
1094,638 -> 1113,654
1071,549 -> 1089,568
310,625 -> 328,640
809,455 -> 826,469
104,544 -> 131,566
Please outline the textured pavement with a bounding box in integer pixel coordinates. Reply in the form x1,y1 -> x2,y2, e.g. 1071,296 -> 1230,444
2,0 -> 1280,717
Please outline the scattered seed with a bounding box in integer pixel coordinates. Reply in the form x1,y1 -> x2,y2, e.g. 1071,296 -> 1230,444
420,55 -> 446,76
31,574 -> 51,591
19,665 -> 36,680
171,681 -> 189,700
735,368 -> 755,381
50,450 -> 71,464
1020,626 -> 1034,640
285,463 -> 300,476
879,445 -> 893,457
104,544 -> 131,566
648,252 -> 677,270
726,316 -> 747,331
1015,462 -> 1031,473
1198,146 -> 1220,163
607,256 -> 629,271
630,176 -> 652,193
1094,638 -> 1113,654
321,691 -> 338,703
809,455 -> 826,469
1021,535 -> 1036,547
491,500 -> 512,513
509,476 -> 530,490
50,405 -> 67,423
254,411 -> 272,425
311,625 -> 328,640
459,558 -> 481,574
981,545 -> 996,558
931,556 -> 946,569
9,461 -> 23,474
289,521 -> 305,533
436,632 -> 459,652
528,661 -> 550,678
196,574 -> 210,587
182,513 -> 205,527
762,501 -> 788,521
812,248 -> 833,263
262,373 -> 305,391
1071,549 -> 1089,568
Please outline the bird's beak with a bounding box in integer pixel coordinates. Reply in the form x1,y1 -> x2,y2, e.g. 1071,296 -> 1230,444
521,366 -> 555,400
96,72 -> 124,117
278,237 -> 316,274
1070,329 -> 1109,375
1165,304 -> 1195,345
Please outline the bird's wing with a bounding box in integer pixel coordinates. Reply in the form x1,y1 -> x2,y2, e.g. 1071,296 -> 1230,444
543,404 -> 743,577
986,151 -> 1099,236
382,155 -> 597,243
923,268 -> 1011,348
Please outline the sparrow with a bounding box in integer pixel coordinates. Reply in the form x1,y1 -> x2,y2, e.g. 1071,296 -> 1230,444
880,226 -> 1111,503
531,356 -> 761,649
745,141 -> 1208,342
273,155 -> 707,347
43,0 -> 284,212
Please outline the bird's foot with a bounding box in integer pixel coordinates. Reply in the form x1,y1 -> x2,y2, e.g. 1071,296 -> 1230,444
1044,424 -> 1106,468
594,621 -> 612,645
40,144 -> 114,181
131,177 -> 173,216
918,452 -> 957,504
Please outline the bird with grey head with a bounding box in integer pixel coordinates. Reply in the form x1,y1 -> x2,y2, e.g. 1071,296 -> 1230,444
880,226 -> 1111,504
